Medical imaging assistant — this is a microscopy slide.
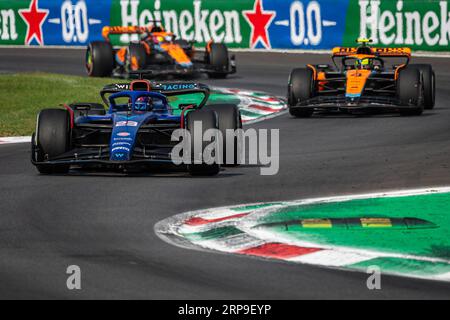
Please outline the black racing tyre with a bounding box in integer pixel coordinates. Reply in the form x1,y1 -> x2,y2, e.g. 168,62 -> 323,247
409,64 -> 435,109
34,109 -> 71,174
207,43 -> 229,79
127,43 -> 147,71
397,68 -> 424,116
86,41 -> 114,77
186,109 -> 220,176
207,104 -> 242,166
288,68 -> 315,118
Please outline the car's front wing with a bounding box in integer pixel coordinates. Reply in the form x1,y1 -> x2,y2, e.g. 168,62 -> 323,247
290,95 -> 420,112
115,59 -> 236,79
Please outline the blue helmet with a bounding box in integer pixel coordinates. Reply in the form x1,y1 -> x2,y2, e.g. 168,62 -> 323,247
135,97 -> 153,111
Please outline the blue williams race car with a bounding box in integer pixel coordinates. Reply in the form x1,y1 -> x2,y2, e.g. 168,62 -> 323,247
31,79 -> 242,176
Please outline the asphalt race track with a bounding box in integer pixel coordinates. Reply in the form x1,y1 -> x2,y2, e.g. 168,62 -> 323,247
0,48 -> 449,299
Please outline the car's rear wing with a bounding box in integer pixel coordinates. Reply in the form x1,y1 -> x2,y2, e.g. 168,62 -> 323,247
100,80 -> 210,109
101,23 -> 168,41
102,26 -> 149,41
332,47 -> 411,57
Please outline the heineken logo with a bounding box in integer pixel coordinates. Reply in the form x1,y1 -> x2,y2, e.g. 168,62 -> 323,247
359,0 -> 450,46
119,0 -> 243,44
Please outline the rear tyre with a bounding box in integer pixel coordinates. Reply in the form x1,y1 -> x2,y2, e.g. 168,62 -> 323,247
206,43 -> 229,79
34,109 -> 71,174
186,110 -> 220,176
127,43 -> 147,71
288,68 -> 315,118
86,41 -> 114,77
207,104 -> 242,166
397,68 -> 424,116
409,64 -> 435,109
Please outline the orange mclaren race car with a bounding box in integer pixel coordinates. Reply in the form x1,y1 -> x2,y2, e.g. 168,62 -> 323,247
287,39 -> 435,117
86,23 -> 236,79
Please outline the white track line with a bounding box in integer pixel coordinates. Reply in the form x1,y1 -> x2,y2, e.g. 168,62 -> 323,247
0,136 -> 30,145
287,250 -> 377,267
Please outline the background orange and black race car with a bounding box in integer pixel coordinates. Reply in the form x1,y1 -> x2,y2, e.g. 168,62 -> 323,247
287,39 -> 435,117
86,22 -> 236,79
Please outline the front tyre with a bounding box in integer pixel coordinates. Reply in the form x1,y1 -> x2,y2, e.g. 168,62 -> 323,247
86,41 -> 114,77
207,104 -> 242,166
206,43 -> 229,79
397,68 -> 424,116
33,109 -> 71,174
186,110 -> 221,176
288,68 -> 315,118
409,64 -> 435,109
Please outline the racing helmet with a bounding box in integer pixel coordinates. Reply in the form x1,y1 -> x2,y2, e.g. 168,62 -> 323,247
355,58 -> 373,70
135,97 -> 153,111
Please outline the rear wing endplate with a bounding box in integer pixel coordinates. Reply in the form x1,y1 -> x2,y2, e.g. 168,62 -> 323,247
332,47 -> 411,57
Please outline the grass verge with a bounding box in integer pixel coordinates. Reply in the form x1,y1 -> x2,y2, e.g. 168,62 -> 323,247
0,72 -> 115,136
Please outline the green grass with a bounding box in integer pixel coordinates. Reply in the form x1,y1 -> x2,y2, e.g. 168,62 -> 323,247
0,73 -> 116,136
0,72 -> 277,136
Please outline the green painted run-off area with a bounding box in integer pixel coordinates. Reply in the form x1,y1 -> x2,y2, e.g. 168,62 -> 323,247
259,193 -> 450,259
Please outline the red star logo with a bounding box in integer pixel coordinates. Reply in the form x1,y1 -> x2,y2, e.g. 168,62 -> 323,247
243,0 -> 276,49
19,0 -> 49,45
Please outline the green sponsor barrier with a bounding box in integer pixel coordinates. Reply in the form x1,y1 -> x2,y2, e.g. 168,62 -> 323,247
344,0 -> 450,51
109,0 -> 251,48
1,1 -> 450,51
0,0 -> 29,45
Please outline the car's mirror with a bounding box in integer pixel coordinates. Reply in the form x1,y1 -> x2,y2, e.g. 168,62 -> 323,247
317,64 -> 330,69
